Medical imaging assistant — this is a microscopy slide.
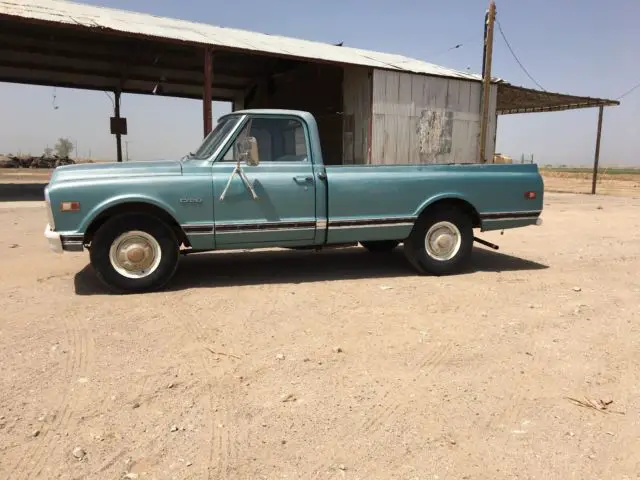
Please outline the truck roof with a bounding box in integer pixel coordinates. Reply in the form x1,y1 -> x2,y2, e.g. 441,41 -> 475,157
225,109 -> 315,120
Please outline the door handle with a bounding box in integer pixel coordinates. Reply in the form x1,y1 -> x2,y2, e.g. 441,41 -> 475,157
293,176 -> 313,184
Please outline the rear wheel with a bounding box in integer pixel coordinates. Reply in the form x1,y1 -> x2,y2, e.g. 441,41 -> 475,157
89,214 -> 179,293
360,240 -> 400,253
403,206 -> 473,275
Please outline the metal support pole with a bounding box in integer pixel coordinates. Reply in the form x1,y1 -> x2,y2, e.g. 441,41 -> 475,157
591,105 -> 604,195
479,1 -> 496,163
203,47 -> 213,137
115,89 -> 123,163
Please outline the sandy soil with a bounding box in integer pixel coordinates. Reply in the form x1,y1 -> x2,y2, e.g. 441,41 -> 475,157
1,192 -> 640,479
542,172 -> 640,198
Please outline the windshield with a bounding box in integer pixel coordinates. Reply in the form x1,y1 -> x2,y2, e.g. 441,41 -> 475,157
186,115 -> 242,160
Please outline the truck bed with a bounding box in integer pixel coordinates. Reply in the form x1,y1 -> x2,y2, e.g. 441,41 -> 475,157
322,163 -> 543,243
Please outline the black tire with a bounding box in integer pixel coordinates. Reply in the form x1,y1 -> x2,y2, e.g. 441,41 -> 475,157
89,213 -> 180,293
360,240 -> 400,253
403,206 -> 473,275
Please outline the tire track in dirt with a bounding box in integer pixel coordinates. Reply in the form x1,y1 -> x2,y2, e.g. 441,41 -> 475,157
181,308 -> 243,480
4,312 -> 73,479
27,313 -> 93,479
481,350 -> 539,449
308,341 -> 454,479
5,310 -> 76,480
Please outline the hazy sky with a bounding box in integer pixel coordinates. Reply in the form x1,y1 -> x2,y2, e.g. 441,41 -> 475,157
1,0 -> 638,166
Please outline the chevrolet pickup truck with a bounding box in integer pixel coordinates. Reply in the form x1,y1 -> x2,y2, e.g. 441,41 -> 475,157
44,109 -> 544,293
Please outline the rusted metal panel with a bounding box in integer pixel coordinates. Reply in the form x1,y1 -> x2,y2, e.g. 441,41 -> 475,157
342,66 -> 371,165
0,0 -> 487,82
371,69 -> 497,164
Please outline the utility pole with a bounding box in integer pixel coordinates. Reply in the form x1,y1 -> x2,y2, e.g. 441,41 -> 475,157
479,1 -> 496,163
591,106 -> 604,194
114,89 -> 122,163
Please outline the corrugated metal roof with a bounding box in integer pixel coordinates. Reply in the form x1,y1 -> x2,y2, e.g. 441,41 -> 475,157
0,0 -> 489,82
497,83 -> 620,115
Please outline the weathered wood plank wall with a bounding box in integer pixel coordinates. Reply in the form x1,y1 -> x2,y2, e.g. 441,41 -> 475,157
342,66 -> 372,165
370,69 -> 498,164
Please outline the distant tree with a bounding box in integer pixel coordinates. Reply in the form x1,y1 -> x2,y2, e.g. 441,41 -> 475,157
43,147 -> 53,157
54,138 -> 74,158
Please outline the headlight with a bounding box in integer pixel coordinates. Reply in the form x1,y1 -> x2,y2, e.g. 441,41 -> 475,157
44,186 -> 55,229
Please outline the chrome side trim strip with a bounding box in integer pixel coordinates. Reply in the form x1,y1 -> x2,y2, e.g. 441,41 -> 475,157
328,217 -> 417,228
479,210 -> 542,220
216,227 -> 316,234
329,222 -> 414,230
181,216 -> 417,235
182,224 -> 215,234
216,221 -> 316,233
482,216 -> 540,222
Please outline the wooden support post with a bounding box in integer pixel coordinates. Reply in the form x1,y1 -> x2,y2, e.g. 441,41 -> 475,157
203,47 -> 213,137
591,105 -> 604,195
115,89 -> 123,163
479,1 -> 496,163
233,94 -> 245,112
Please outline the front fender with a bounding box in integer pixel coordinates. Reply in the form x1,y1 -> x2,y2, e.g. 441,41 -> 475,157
78,194 -> 180,233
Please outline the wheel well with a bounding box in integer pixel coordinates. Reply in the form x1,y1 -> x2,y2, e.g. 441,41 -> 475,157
84,202 -> 189,246
419,198 -> 481,228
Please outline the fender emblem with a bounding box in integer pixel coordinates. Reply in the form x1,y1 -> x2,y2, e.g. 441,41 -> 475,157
179,198 -> 203,204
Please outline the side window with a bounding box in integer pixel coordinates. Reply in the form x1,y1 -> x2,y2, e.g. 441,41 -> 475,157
220,117 -> 308,163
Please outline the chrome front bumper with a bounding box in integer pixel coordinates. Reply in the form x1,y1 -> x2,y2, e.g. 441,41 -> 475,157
45,223 -> 63,253
45,224 -> 84,253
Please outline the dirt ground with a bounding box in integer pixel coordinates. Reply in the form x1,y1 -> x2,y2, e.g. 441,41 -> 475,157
1,190 -> 640,480
541,171 -> 640,198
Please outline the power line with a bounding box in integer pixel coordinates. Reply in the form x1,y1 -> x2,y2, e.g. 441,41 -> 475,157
103,91 -> 115,108
616,79 -> 640,100
495,19 -> 546,91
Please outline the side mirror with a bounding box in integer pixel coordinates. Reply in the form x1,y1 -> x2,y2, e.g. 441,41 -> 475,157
239,136 -> 260,166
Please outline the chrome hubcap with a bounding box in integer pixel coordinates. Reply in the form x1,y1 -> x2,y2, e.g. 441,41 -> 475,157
424,221 -> 462,261
109,231 -> 162,279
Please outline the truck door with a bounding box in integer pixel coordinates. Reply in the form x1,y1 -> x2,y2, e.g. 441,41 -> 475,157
212,115 -> 317,246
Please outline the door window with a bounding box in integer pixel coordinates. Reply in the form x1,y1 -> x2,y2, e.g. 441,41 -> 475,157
221,117 -> 308,163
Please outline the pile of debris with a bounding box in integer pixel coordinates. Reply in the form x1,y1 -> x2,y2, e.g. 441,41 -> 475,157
0,155 -> 76,169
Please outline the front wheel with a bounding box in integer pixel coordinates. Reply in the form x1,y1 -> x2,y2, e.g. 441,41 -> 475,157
89,214 -> 180,293
403,207 -> 473,275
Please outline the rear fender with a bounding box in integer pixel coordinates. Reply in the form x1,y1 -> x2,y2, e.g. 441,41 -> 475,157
414,193 -> 480,222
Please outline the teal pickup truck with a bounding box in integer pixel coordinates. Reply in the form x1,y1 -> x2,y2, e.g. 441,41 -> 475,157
44,109 -> 543,293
